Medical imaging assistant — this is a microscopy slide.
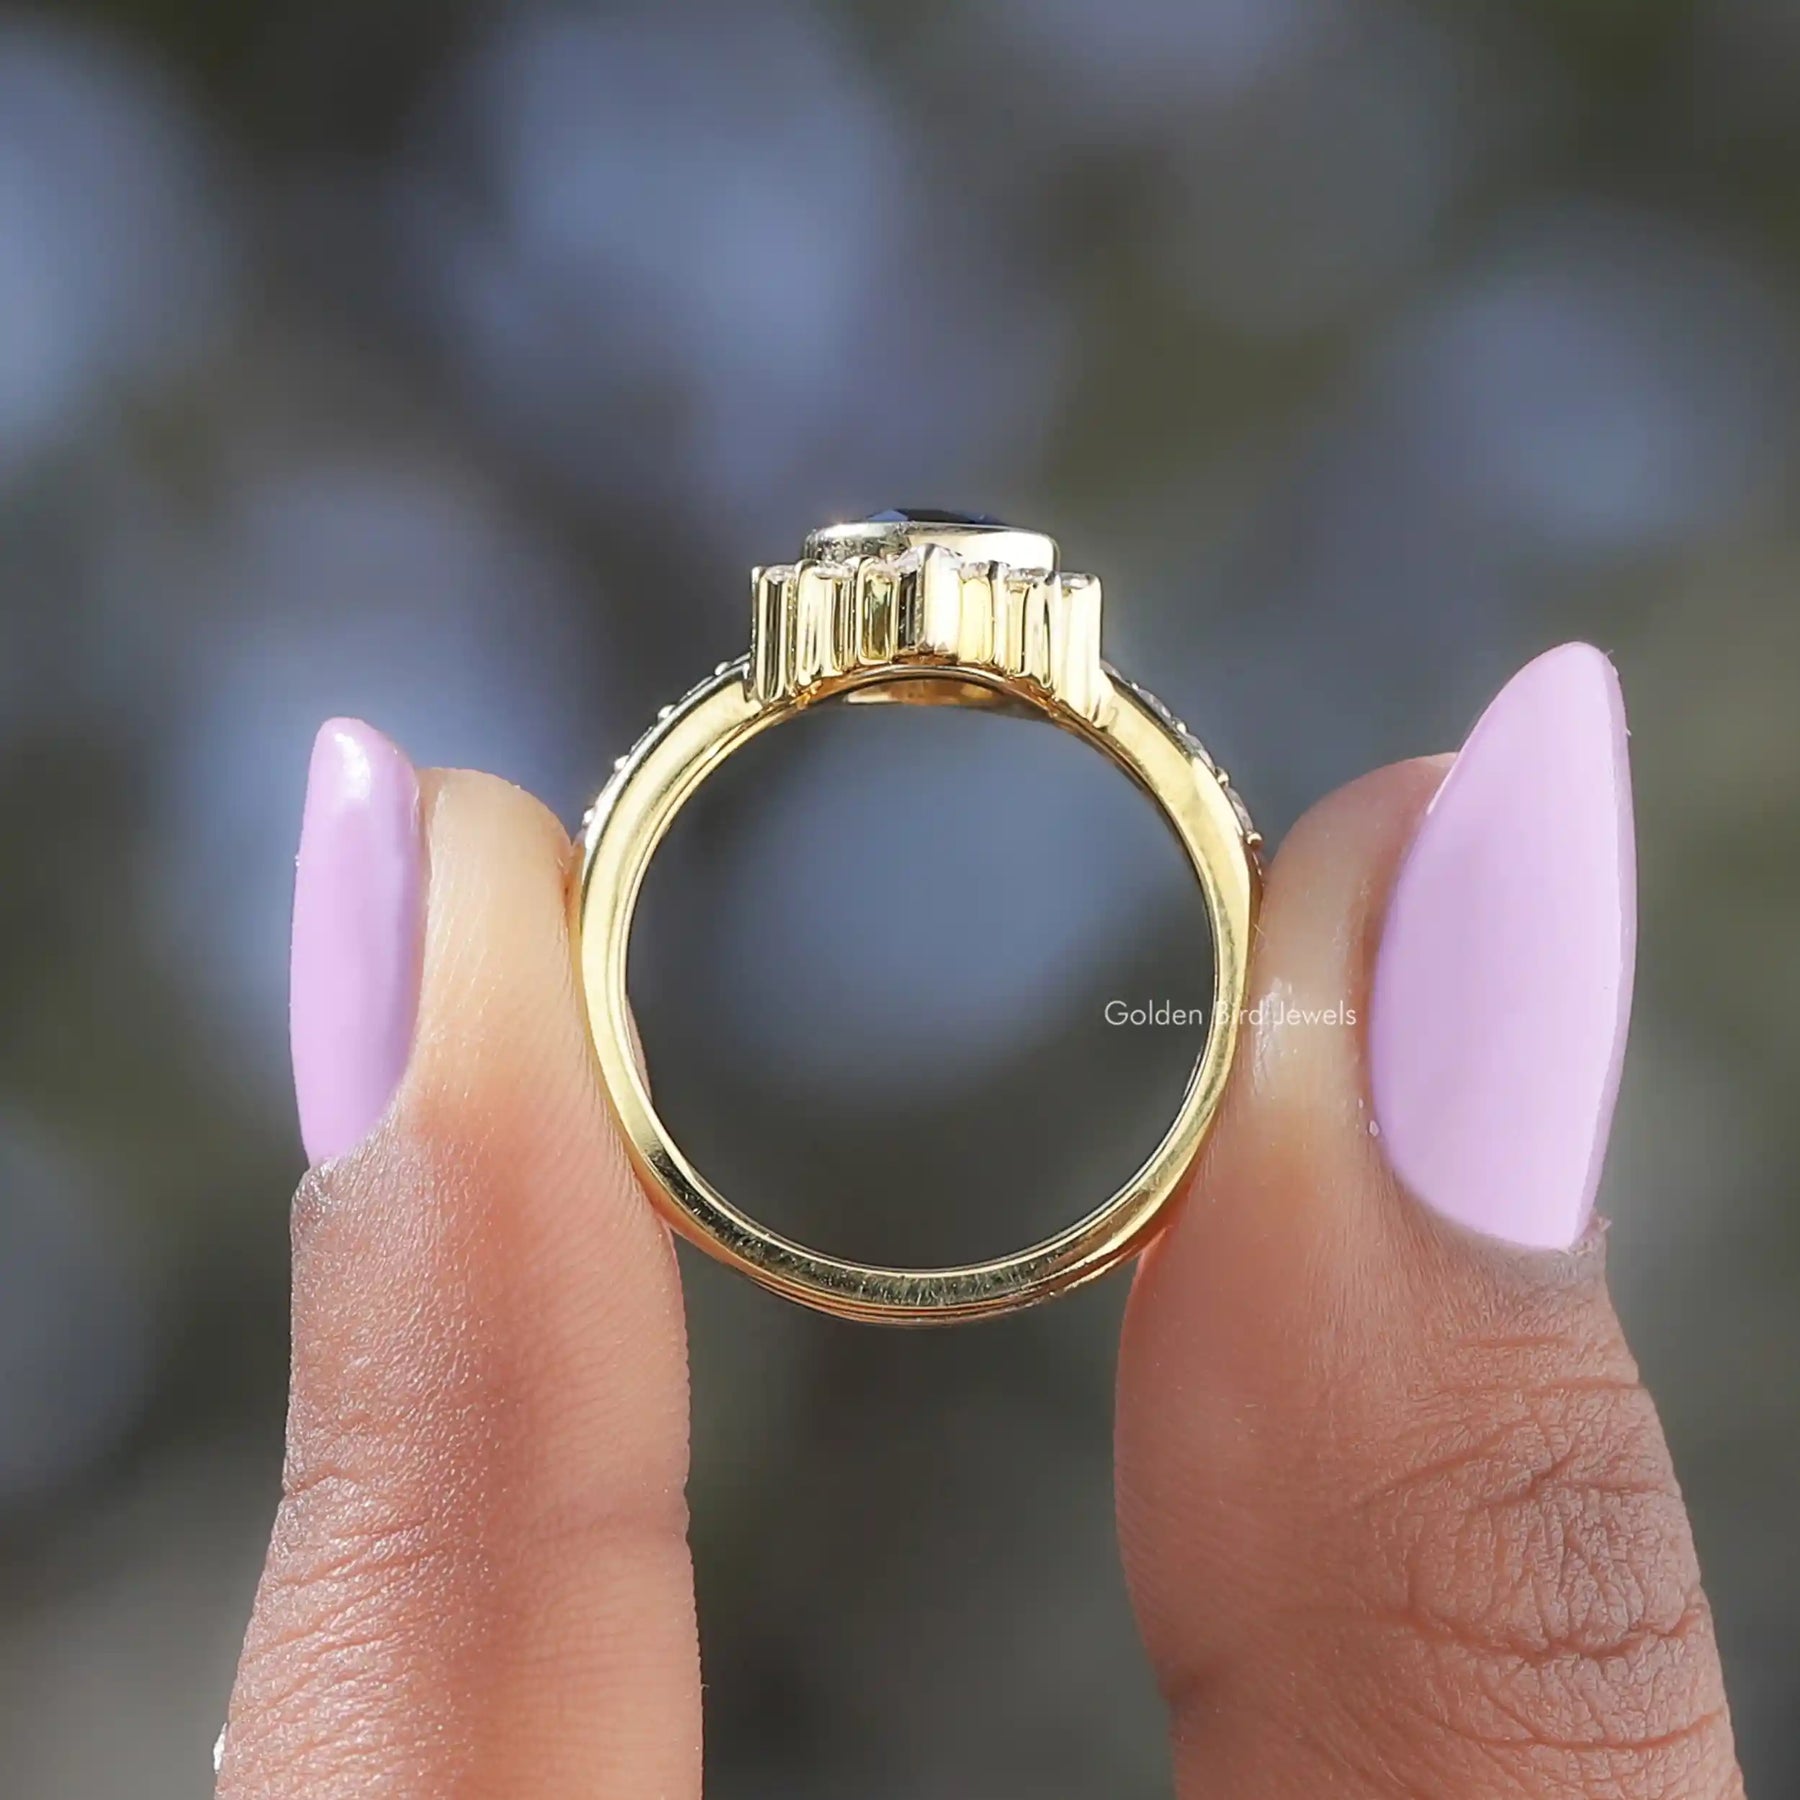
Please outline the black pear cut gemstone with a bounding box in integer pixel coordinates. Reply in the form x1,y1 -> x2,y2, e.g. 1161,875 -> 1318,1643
865,507 -> 1008,528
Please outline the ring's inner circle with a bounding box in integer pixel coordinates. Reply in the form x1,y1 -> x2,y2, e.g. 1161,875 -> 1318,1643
626,682 -> 1218,1270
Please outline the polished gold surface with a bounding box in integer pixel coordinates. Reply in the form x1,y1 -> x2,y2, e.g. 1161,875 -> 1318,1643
574,517 -> 1262,1324
751,542 -> 1105,719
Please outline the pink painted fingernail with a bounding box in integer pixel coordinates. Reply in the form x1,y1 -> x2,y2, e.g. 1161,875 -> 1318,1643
290,719 -> 424,1163
1369,644 -> 1636,1251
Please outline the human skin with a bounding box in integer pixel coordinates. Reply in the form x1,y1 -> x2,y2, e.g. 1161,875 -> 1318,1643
218,659 -> 1744,1798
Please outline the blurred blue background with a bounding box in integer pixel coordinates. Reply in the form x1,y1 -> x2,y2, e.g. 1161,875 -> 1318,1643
2,1 -> 1798,1792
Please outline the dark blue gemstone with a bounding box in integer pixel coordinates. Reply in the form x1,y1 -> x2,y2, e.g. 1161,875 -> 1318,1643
865,507 -> 1007,527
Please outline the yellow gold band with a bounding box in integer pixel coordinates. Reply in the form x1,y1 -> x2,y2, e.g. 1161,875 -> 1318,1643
573,518 -> 1261,1324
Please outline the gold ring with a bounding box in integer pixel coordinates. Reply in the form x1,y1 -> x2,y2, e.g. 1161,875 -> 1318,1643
573,512 -> 1262,1324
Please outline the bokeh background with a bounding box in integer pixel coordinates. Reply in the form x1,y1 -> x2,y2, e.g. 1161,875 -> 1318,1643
2,0 -> 1798,1793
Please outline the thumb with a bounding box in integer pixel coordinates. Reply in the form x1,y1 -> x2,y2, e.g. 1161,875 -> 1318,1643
220,727 -> 698,1797
1116,645 -> 1744,1798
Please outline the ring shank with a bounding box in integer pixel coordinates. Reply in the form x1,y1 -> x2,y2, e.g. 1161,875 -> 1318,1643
574,659 -> 1258,1324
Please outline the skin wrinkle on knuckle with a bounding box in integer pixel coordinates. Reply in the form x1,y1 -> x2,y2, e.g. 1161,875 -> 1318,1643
1313,1353 -> 1735,1794
235,1357 -> 504,1774
230,1496 -> 480,1794
227,1693 -> 423,1800
258,1132 -> 691,1715
247,1519 -> 465,1695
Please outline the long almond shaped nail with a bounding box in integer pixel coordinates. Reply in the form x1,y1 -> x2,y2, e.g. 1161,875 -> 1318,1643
1369,643 -> 1636,1251
290,719 -> 424,1163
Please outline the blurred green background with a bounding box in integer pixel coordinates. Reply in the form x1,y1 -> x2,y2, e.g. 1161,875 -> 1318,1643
2,0 -> 1797,1792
